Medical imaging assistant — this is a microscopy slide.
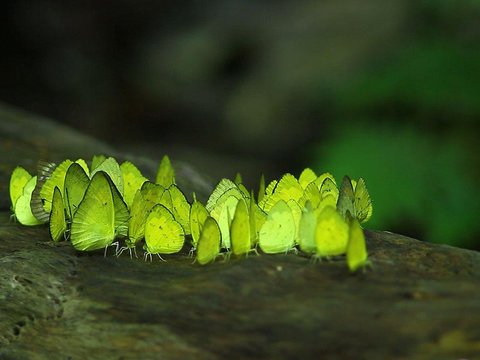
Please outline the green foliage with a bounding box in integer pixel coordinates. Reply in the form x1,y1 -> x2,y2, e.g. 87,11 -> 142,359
314,123 -> 479,248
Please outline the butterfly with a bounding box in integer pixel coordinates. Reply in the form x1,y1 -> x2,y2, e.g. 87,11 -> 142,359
120,161 -> 147,208
347,218 -> 371,272
337,175 -> 372,223
259,200 -> 296,254
9,167 -> 42,226
156,155 -> 175,188
143,204 -> 185,261
196,216 -> 222,265
49,186 -> 67,242
230,199 -> 253,256
70,171 -> 128,252
189,193 -> 209,251
315,206 -> 349,258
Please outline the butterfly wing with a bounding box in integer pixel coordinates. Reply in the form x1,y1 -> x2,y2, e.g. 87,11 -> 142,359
298,202 -> 317,254
315,206 -> 349,257
354,178 -> 373,224
64,162 -> 90,220
9,166 -> 32,210
144,204 -> 185,255
336,175 -> 355,220
168,184 -> 191,235
347,218 -> 370,271
70,172 -> 115,251
196,217 -> 221,265
189,194 -> 209,249
156,155 -> 175,188
230,199 -> 251,256
259,200 -> 296,254
91,157 -> 124,196
120,161 -> 147,208
49,186 -> 67,242
15,176 -> 42,226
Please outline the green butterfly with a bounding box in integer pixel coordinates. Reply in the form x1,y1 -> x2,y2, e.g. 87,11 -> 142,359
49,186 -> 67,242
70,171 -> 128,253
230,199 -> 252,256
156,155 -> 175,188
298,201 -> 317,254
189,193 -> 209,251
143,204 -> 185,261
315,206 -> 349,258
64,162 -> 90,220
206,179 -> 249,250
347,218 -> 371,272
337,175 -> 373,223
258,200 -> 296,254
259,173 -> 303,213
9,166 -> 32,214
91,157 -> 124,196
298,168 -> 317,189
9,167 -> 42,226
196,216 -> 222,265
120,161 -> 147,209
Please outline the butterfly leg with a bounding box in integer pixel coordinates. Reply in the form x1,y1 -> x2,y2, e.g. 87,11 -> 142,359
310,254 -> 322,264
157,254 -> 166,262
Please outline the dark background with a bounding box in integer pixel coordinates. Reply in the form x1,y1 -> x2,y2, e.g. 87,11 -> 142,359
2,0 -> 479,249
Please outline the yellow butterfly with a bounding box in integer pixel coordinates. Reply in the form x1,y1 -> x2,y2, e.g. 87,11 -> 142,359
259,200 -> 296,254
91,154 -> 107,172
156,155 -> 175,188
144,204 -> 185,261
10,168 -> 42,226
91,157 -> 124,196
120,161 -> 147,208
196,216 -> 222,265
298,168 -> 317,189
336,175 -> 372,223
64,162 -> 90,220
347,218 -> 371,272
230,199 -> 253,256
298,201 -> 317,254
260,173 -> 303,213
189,193 -> 209,251
9,166 -> 32,214
70,171 -> 117,252
165,184 -> 191,235
31,159 -> 73,222
315,206 -> 349,258
49,186 -> 67,242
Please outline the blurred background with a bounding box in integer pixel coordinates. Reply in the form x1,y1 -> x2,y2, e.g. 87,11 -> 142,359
1,0 -> 479,249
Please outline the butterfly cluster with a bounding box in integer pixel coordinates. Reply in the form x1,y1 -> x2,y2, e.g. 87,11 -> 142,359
9,155 -> 372,271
